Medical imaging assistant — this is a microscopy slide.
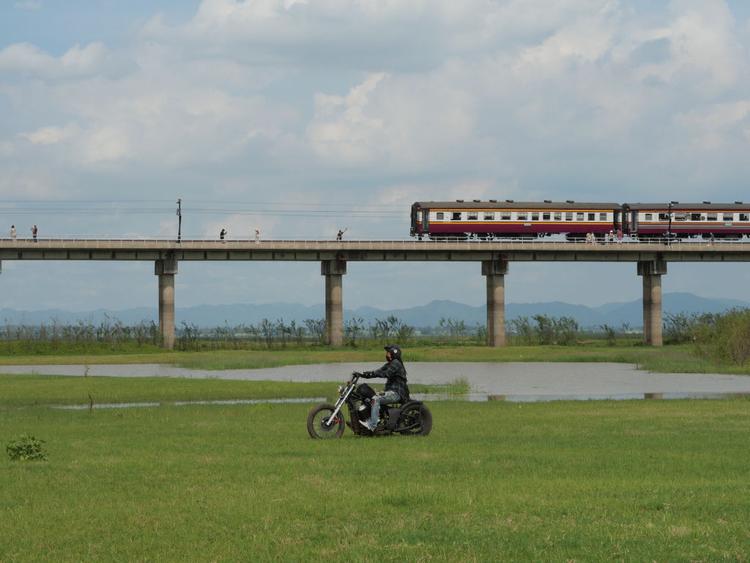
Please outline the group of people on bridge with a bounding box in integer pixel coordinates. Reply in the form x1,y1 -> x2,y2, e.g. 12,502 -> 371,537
8,225 -> 37,241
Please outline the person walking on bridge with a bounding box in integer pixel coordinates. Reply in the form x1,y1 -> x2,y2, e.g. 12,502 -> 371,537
219,228 -> 227,241
31,224 -> 38,242
10,225 -> 16,240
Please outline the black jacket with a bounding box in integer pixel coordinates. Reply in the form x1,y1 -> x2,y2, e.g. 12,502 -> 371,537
361,358 -> 409,402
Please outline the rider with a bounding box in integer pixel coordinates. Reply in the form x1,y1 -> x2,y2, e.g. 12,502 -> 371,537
358,344 -> 409,431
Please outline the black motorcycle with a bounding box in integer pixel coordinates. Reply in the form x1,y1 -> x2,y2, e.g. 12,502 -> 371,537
307,372 -> 432,439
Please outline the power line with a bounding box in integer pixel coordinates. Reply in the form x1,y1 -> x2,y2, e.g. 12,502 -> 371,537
0,201 -> 406,218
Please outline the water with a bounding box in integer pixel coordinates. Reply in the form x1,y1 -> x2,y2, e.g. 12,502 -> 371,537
4,362 -> 750,407
51,397 -> 327,410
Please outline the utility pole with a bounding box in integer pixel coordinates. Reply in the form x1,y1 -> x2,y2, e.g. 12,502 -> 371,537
176,198 -> 182,243
667,200 -> 678,243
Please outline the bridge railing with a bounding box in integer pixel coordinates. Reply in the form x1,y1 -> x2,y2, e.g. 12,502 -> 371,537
0,235 -> 739,245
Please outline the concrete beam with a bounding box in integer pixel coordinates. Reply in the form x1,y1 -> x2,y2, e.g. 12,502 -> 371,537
482,260 -> 509,347
155,257 -> 178,350
638,260 -> 667,346
321,260 -> 346,346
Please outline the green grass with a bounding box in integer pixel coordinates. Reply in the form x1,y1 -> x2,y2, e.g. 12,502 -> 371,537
0,374 -> 464,408
1,375 -> 749,560
1,342 -> 748,376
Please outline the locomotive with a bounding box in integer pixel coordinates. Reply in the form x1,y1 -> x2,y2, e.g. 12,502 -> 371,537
410,200 -> 750,241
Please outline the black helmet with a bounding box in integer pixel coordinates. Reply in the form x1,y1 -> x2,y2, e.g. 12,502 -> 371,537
384,344 -> 402,361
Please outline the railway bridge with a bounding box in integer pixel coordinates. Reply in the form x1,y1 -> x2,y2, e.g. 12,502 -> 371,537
1,238 -> 748,349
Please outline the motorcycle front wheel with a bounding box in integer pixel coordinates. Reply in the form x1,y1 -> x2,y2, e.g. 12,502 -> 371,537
307,403 -> 345,439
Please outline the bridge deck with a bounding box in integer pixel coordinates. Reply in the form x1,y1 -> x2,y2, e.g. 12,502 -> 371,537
0,238 -> 748,262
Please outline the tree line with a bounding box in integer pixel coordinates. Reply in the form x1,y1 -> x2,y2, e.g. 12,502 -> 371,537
3,310 -> 750,367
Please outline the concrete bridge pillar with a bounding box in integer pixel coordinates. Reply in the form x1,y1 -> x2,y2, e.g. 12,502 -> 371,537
482,260 -> 509,347
637,260 -> 667,346
155,256 -> 178,350
321,259 -> 346,346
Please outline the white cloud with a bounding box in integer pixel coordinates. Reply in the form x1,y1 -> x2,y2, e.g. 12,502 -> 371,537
0,42 -> 113,79
307,73 -> 386,165
14,0 -> 41,11
677,99 -> 750,149
20,124 -> 77,145
0,168 -> 58,199
78,126 -> 132,164
663,0 -> 743,91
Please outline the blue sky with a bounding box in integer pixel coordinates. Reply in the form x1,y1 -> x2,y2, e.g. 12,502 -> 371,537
1,0 -> 750,312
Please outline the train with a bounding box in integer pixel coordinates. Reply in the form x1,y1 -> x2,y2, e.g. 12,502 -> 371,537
410,200 -> 750,241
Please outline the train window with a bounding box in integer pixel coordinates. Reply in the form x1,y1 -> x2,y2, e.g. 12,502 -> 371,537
674,213 -> 687,221
542,213 -> 551,221
691,213 -> 702,221
644,213 -> 653,221
565,212 -> 573,221
599,213 -> 607,221
723,213 -> 734,221
531,213 -> 539,221
452,212 -> 462,221
658,213 -> 669,221
706,213 -> 717,221
740,214 -> 749,221
554,212 -> 562,221
467,212 -> 478,221
587,213 -> 595,221
576,212 -> 584,221
484,212 -> 494,221
500,212 -> 511,220
436,212 -> 444,220
517,213 -> 527,221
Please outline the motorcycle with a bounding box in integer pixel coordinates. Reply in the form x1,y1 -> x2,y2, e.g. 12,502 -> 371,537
307,372 -> 432,439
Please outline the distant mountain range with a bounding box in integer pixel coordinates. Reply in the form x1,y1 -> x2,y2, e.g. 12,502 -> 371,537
0,292 -> 747,329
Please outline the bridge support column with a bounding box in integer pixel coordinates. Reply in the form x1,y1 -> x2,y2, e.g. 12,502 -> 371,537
322,260 -> 346,346
155,256 -> 178,350
482,260 -> 508,347
638,260 -> 667,347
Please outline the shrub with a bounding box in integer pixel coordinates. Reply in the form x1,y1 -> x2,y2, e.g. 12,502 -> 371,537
6,434 -> 48,462
693,308 -> 750,365
600,324 -> 617,346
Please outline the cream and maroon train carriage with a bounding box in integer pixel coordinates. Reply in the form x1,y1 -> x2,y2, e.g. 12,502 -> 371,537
623,202 -> 750,239
410,200 -> 621,240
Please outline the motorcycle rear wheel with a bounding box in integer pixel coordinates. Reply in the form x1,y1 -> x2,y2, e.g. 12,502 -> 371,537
398,402 -> 432,436
307,403 -> 345,439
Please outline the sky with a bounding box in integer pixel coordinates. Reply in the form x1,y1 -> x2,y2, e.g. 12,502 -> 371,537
1,0 -> 750,313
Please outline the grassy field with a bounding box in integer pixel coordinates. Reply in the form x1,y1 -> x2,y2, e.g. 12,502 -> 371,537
1,375 -> 749,560
1,342 -> 748,376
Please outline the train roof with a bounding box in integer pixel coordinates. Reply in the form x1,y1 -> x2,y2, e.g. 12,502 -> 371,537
624,202 -> 749,211
412,201 -> 620,210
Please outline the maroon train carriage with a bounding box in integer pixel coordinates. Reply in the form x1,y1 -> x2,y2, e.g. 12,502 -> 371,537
623,202 -> 750,239
410,200 -> 622,240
